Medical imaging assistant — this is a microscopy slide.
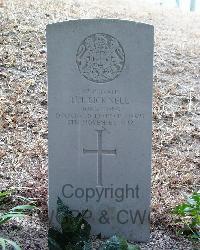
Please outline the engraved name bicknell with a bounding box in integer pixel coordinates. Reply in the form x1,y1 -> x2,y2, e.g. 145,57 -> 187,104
76,33 -> 125,83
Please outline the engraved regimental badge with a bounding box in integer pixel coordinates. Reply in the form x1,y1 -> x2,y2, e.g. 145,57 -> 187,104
76,33 -> 125,83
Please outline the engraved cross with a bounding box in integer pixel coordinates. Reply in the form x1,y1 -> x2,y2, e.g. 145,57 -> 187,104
83,130 -> 117,186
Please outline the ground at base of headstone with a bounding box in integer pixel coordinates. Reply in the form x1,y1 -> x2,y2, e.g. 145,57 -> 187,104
0,215 -> 197,250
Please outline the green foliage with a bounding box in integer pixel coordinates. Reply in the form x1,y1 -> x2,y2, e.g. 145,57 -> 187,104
0,205 -> 36,225
100,235 -> 141,250
0,190 -> 36,250
0,191 -> 11,206
0,238 -> 22,250
49,198 -> 141,250
48,197 -> 92,250
173,191 -> 200,240
127,244 -> 141,250
100,235 -> 128,250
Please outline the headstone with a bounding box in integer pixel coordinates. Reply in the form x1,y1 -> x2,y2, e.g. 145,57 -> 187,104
47,19 -> 154,242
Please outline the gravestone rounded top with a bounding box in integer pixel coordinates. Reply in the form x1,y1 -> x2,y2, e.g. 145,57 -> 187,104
76,33 -> 125,83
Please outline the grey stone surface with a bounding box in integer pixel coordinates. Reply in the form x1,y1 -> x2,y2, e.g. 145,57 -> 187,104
47,19 -> 154,242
